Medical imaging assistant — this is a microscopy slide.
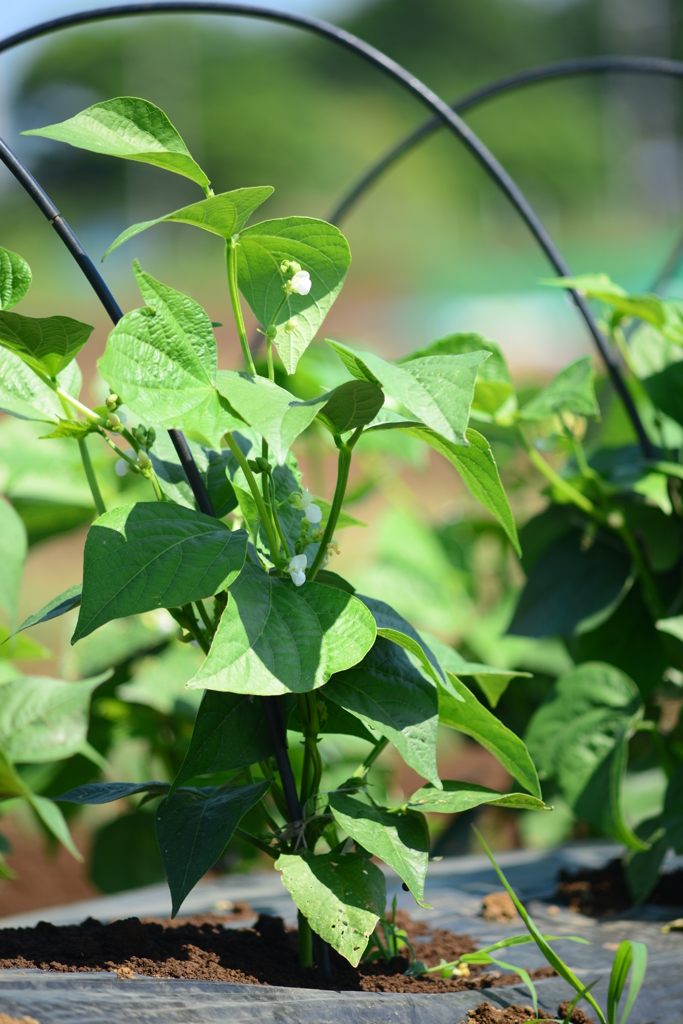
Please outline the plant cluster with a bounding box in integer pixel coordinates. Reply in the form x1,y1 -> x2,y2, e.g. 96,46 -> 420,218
0,96 -> 548,968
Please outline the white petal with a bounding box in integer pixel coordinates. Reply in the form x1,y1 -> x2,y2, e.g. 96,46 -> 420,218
291,570 -> 306,587
303,503 -> 322,524
288,554 -> 307,574
290,270 -> 312,296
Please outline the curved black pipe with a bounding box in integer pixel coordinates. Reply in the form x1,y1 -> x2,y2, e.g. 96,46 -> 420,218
329,55 -> 683,226
0,2 -> 654,455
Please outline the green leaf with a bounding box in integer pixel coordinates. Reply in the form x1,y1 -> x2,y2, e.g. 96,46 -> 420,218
324,639 -> 440,787
275,852 -> 385,966
73,502 -> 247,642
0,673 -> 107,763
546,274 -> 683,345
642,362 -> 683,427
99,263 -> 243,449
419,629 -> 530,709
328,791 -> 429,902
170,690 -> 274,793
150,430 -> 242,519
401,333 -> 514,417
215,371 -> 323,464
519,356 -> 600,421
117,642 -> 204,714
509,528 -> 630,638
408,780 -> 548,813
288,694 -> 374,741
0,498 -> 27,626
625,816 -> 669,904
29,793 -> 82,860
0,624 -> 51,662
237,218 -> 351,373
328,340 -> 487,445
40,419 -> 95,440
524,662 -> 645,848
311,380 -> 385,434
187,563 -> 376,696
439,672 -> 541,798
608,940 -> 647,1024
376,627 -> 441,686
56,781 -> 169,804
0,246 -> 31,311
17,583 -> 82,633
24,96 -> 211,192
0,351 -> 83,425
0,311 -> 93,378
157,780 -> 270,916
103,187 -> 273,258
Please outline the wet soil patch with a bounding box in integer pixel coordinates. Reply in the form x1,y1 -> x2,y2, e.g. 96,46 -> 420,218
465,1002 -> 592,1024
0,908 -> 556,994
556,858 -> 683,916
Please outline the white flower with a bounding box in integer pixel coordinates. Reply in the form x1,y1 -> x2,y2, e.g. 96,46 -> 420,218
289,270 -> 312,296
115,459 -> 128,477
288,554 -> 307,586
303,502 -> 322,525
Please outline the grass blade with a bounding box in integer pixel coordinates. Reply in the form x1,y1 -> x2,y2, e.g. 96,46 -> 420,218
617,942 -> 647,1024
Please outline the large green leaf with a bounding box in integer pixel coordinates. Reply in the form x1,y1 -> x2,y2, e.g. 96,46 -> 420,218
328,791 -> 429,902
17,583 -> 82,634
276,852 -> 385,966
439,672 -> 541,798
0,311 -> 93,378
237,217 -> 351,373
157,780 -> 270,916
0,246 -> 31,311
419,629 -> 530,708
103,187 -> 273,258
401,333 -> 514,417
328,340 -> 487,445
0,673 -> 106,763
524,662 -> 645,847
73,502 -> 247,642
187,564 -> 376,696
409,780 -> 548,813
99,263 -> 242,449
170,690 -> 274,793
24,97 -> 211,192
312,380 -> 384,434
642,361 -> 683,427
215,371 -> 323,464
509,528 -> 631,638
323,638 -> 440,787
519,356 -> 599,421
0,745 -> 79,859
0,498 -> 27,626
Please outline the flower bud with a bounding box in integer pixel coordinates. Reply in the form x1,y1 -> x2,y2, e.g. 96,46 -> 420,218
285,318 -> 298,333
280,259 -> 301,276
105,393 -> 120,411
107,413 -> 121,429
255,456 -> 272,474
146,426 -> 156,446
133,425 -> 147,444
303,502 -> 322,525
607,510 -> 625,530
137,450 -> 151,470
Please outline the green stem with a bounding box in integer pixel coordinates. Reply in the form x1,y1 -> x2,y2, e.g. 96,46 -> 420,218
308,427 -> 362,580
617,525 -> 665,620
226,239 -> 257,375
234,827 -> 277,859
195,600 -> 214,635
353,736 -> 389,778
266,335 -> 275,382
516,427 -> 599,518
637,721 -> 676,779
298,911 -> 314,969
55,386 -> 102,423
270,475 -> 292,560
225,433 -> 281,563
169,605 -> 210,655
78,438 -> 107,517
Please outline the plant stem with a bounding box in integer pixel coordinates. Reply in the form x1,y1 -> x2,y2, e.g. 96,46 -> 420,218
78,439 -> 107,517
308,427 -> 362,580
195,600 -> 214,635
354,736 -> 389,777
617,525 -> 665,620
234,827 -> 277,859
266,335 -> 275,381
225,433 -> 281,563
270,476 -> 292,560
516,427 -> 599,518
298,911 -> 314,969
226,238 -> 257,375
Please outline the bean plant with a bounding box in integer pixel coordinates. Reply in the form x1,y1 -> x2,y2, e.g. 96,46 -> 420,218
0,97 -> 547,969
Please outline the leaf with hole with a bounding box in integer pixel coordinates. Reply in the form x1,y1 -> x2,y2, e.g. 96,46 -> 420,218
519,356 -> 599,421
157,780 -> 270,916
236,217 -> 351,373
170,690 -> 274,794
187,563 -> 376,696
439,673 -> 541,798
99,263 -> 243,449
0,311 -> 93,379
328,792 -> 430,902
73,502 -> 248,642
276,852 -> 385,966
24,96 -> 211,192
0,246 -> 31,311
104,187 -> 273,257
328,340 -> 487,445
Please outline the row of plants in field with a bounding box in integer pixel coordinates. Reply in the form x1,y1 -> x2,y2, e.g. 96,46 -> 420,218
0,96 -> 679,986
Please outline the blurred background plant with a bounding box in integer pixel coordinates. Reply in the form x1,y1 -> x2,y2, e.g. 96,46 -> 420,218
1,0 -> 683,909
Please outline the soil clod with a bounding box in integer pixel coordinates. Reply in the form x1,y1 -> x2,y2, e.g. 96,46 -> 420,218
556,859 -> 683,916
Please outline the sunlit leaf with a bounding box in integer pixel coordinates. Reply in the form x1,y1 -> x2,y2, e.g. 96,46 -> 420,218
0,246 -> 31,311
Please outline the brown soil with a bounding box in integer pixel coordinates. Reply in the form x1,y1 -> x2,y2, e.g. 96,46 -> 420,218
556,858 -> 683,916
481,891 -> 519,923
465,1002 -> 593,1024
0,909 -> 557,994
